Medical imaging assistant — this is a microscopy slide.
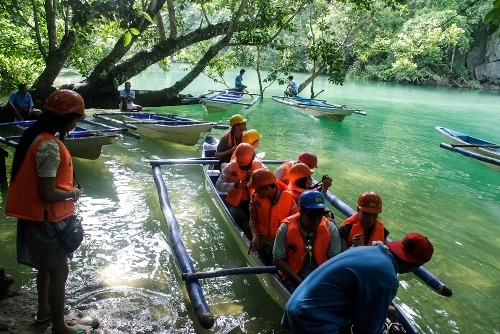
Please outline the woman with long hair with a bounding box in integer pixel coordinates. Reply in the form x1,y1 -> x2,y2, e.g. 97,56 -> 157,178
5,89 -> 86,334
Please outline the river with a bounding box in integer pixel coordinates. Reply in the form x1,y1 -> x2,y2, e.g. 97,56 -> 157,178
1,66 -> 499,333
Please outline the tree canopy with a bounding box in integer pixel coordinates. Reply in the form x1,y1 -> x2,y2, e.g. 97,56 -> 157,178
0,0 -> 497,105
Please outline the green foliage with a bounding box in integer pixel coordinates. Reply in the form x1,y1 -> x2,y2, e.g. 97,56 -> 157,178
484,0 -> 500,36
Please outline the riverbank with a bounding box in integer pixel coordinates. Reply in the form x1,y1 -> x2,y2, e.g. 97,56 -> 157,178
0,289 -> 102,333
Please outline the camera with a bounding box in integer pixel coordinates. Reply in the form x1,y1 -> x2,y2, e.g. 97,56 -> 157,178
322,174 -> 331,181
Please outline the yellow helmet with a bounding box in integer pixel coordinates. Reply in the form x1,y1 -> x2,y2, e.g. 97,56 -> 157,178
243,129 -> 262,144
230,114 -> 247,127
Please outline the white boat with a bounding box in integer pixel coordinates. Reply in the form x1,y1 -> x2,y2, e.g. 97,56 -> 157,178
271,95 -> 365,122
201,89 -> 262,113
436,126 -> 500,171
94,112 -> 225,146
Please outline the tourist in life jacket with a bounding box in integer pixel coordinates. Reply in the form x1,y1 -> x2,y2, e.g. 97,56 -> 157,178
274,151 -> 319,185
216,143 -> 264,235
230,129 -> 263,160
287,162 -> 332,203
5,90 -> 85,334
282,232 -> 434,334
215,114 -> 247,170
338,191 -> 389,252
247,168 -> 298,264
273,190 -> 340,291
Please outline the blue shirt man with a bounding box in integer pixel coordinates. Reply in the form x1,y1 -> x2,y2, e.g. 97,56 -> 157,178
119,82 -> 142,111
235,69 -> 247,90
8,83 -> 41,120
285,76 -> 298,96
282,233 -> 434,334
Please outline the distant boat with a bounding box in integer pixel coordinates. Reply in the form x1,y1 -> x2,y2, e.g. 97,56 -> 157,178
271,95 -> 365,122
436,126 -> 500,171
0,119 -> 127,160
201,89 -> 262,113
93,112 -> 227,146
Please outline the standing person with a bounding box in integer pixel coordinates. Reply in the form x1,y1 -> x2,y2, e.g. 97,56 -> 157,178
5,90 -> 86,334
282,232 -> 434,334
234,69 -> 247,91
339,191 -> 389,252
8,83 -> 42,120
215,114 -> 247,170
274,151 -> 319,185
216,143 -> 264,235
284,76 -> 298,97
247,168 -> 298,264
119,82 -> 142,111
287,162 -> 332,202
273,190 -> 341,291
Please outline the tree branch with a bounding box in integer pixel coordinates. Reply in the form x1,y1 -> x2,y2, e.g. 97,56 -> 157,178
166,0 -> 177,39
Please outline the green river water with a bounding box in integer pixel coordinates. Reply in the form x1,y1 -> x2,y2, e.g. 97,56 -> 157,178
1,66 -> 499,333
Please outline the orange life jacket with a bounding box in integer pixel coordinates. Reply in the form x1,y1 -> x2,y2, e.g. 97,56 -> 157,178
342,212 -> 385,247
278,161 -> 294,185
226,159 -> 263,207
5,133 -> 75,222
280,213 -> 330,279
251,181 -> 295,238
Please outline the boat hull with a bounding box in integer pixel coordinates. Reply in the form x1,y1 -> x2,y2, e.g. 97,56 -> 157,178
202,90 -> 245,113
64,134 -> 117,160
122,114 -> 216,145
436,126 -> 500,170
272,96 -> 355,122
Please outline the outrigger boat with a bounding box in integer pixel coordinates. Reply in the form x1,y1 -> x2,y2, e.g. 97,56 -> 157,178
271,95 -> 366,122
0,118 -> 137,160
436,126 -> 500,171
93,112 -> 227,146
149,137 -> 452,331
201,89 -> 262,113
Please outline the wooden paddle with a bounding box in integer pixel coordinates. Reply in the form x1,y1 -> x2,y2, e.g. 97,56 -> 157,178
452,144 -> 500,148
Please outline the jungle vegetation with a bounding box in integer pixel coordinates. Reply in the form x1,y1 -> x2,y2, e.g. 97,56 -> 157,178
0,0 -> 497,106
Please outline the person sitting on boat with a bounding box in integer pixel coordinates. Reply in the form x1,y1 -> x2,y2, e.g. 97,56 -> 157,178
284,76 -> 298,97
275,151 -> 319,185
234,69 -> 247,91
8,83 -> 42,121
230,129 -> 262,160
247,168 -> 298,264
119,82 -> 142,111
215,114 -> 247,170
216,143 -> 264,236
339,191 -> 389,252
287,163 -> 332,203
273,190 -> 341,291
281,232 -> 434,334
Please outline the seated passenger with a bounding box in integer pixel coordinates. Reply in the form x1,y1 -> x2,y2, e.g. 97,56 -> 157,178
215,114 -> 247,170
338,191 -> 389,252
119,82 -> 142,111
274,152 -> 319,185
215,143 -> 264,236
284,76 -> 298,97
287,163 -> 332,203
273,190 -> 341,291
8,83 -> 42,120
230,129 -> 262,160
234,69 -> 247,91
247,168 -> 298,264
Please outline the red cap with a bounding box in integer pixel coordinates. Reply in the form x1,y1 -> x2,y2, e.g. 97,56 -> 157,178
387,232 -> 434,264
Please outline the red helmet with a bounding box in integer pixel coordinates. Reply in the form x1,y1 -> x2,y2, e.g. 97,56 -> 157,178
234,143 -> 255,166
247,168 -> 276,189
357,191 -> 382,214
298,152 -> 318,168
288,162 -> 314,183
44,89 -> 86,116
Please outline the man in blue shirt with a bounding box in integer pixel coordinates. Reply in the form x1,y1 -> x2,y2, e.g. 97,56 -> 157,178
234,69 -> 247,91
282,232 -> 434,334
119,82 -> 142,111
8,84 -> 41,120
285,76 -> 298,97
